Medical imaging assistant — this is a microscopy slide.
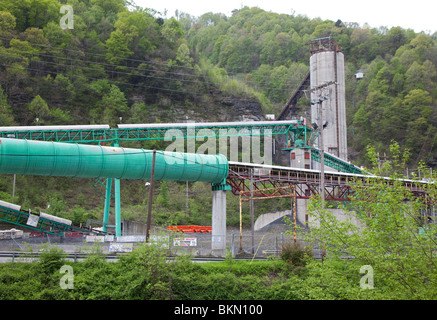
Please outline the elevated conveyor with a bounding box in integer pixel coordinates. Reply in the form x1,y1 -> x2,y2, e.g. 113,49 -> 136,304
310,148 -> 364,175
0,121 -> 363,174
0,138 -> 230,237
0,121 -> 298,144
0,200 -> 99,236
0,137 -> 433,242
227,161 -> 430,202
0,138 -> 228,185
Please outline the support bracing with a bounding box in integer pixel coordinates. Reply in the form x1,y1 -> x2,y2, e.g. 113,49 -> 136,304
114,178 -> 121,237
103,178 -> 112,233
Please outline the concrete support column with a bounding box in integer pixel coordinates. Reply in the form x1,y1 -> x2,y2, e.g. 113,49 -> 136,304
211,190 -> 227,256
297,198 -> 309,228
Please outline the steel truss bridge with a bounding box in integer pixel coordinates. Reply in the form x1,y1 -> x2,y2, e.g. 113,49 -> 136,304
227,162 -> 431,203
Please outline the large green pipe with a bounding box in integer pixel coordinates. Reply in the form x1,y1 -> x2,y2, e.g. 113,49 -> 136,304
0,138 -> 229,184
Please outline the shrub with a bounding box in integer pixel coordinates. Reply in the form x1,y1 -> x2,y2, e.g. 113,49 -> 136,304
280,241 -> 312,268
38,244 -> 66,274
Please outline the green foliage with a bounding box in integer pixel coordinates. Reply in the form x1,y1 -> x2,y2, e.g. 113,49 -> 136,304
0,2 -> 435,165
45,192 -> 67,215
0,10 -> 16,38
0,247 -> 417,300
1,0 -> 61,32
0,85 -> 14,125
38,244 -> 66,274
0,2 -> 437,300
27,94 -> 50,124
105,28 -> 133,64
188,8 -> 437,165
303,143 -> 437,299
280,241 -> 312,269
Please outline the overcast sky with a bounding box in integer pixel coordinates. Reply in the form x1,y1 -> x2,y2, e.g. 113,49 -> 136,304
134,0 -> 436,34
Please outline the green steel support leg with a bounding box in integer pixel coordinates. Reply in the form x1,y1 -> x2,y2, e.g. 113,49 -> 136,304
111,140 -> 122,237
103,178 -> 112,233
114,178 -> 121,237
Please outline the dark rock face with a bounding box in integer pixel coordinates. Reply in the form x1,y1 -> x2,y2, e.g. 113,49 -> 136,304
219,97 -> 264,122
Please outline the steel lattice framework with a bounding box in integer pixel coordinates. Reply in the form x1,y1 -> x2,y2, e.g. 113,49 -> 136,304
0,121 -> 300,144
1,122 -> 431,203
227,162 -> 431,203
0,120 -> 366,174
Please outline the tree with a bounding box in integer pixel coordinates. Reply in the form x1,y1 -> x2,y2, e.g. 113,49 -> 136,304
105,29 -> 133,65
405,61 -> 427,91
310,21 -> 335,39
0,85 -> 14,125
43,21 -> 73,48
156,181 -> 169,207
0,10 -> 16,38
28,94 -> 50,124
402,89 -> 433,153
304,143 -> 437,299
98,84 -> 128,125
175,42 -> 193,67
161,17 -> 184,48
112,10 -> 159,58
1,0 -> 60,31
383,26 -> 407,56
90,0 -> 126,15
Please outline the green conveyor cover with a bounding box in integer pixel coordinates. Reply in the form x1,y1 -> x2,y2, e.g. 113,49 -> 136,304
0,138 -> 228,184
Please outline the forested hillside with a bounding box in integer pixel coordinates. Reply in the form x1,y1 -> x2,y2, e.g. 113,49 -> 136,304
1,1 -> 436,164
0,0 -> 268,130
184,7 -> 437,166
0,1 -> 437,226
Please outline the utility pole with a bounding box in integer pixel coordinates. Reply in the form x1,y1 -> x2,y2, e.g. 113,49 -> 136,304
12,174 -> 16,201
186,116 -> 189,216
307,80 -> 335,206
250,169 -> 254,254
310,95 -> 329,207
318,99 -> 326,207
310,84 -> 332,263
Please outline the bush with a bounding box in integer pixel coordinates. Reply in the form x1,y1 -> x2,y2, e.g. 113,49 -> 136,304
280,241 -> 312,268
38,244 -> 66,274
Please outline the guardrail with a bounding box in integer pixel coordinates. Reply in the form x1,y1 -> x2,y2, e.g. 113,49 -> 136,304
0,251 -> 119,263
0,251 -> 268,263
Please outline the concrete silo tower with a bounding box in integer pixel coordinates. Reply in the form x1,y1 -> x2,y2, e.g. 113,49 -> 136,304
309,37 -> 348,162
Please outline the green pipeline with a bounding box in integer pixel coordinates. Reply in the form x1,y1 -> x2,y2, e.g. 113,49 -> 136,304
0,138 -> 229,185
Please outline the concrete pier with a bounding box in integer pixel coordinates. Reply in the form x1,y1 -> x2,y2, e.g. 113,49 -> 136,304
211,190 -> 227,256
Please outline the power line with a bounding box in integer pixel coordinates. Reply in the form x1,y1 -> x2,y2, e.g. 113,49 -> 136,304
0,36 -> 311,93
0,51 -> 208,86
0,35 -> 312,81
0,52 -> 308,98
0,48 -> 308,93
0,61 -> 201,96
0,36 -> 201,72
